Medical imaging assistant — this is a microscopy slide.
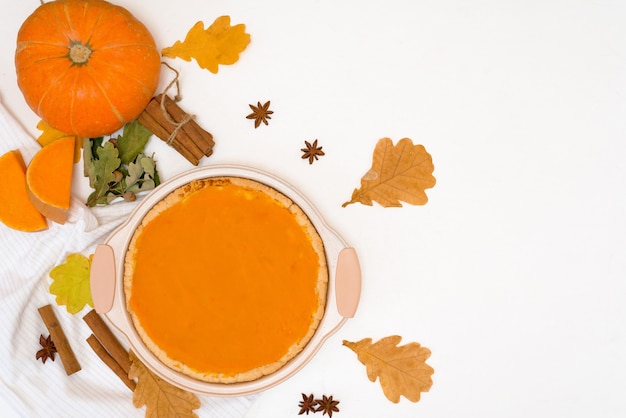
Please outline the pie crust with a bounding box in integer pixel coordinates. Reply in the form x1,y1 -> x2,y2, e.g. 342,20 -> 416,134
123,177 -> 328,383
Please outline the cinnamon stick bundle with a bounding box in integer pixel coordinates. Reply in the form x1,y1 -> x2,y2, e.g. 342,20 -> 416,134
83,310 -> 131,374
156,94 -> 215,156
83,309 -> 135,391
138,94 -> 215,165
86,335 -> 136,391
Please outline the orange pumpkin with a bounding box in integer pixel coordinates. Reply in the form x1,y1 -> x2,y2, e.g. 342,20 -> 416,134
15,0 -> 161,138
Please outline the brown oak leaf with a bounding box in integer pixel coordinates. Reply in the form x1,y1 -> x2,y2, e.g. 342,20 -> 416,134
343,336 -> 434,403
162,16 -> 250,74
342,137 -> 435,207
128,351 -> 201,417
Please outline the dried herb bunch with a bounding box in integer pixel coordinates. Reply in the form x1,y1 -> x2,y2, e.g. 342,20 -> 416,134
83,120 -> 160,206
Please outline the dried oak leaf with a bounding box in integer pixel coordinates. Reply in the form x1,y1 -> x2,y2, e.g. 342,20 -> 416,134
129,351 -> 201,417
343,336 -> 434,403
342,137 -> 435,208
49,253 -> 93,314
36,120 -> 82,163
162,16 -> 251,74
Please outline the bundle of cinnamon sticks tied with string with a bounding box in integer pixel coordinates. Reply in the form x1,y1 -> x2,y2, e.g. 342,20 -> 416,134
138,94 -> 214,165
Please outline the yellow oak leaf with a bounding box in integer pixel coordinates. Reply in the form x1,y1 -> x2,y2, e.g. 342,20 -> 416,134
36,120 -> 82,163
129,351 -> 201,417
343,336 -> 434,403
342,137 -> 436,208
162,16 -> 251,74
49,253 -> 93,314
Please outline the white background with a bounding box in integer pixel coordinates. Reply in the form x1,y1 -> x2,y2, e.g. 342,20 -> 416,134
1,0 -> 625,417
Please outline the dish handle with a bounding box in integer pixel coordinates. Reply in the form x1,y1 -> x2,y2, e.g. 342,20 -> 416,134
334,247 -> 361,318
90,244 -> 116,314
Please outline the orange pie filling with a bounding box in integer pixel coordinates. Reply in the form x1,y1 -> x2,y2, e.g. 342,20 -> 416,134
124,177 -> 328,383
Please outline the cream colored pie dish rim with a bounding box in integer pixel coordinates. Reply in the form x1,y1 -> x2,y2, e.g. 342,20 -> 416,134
90,164 -> 361,396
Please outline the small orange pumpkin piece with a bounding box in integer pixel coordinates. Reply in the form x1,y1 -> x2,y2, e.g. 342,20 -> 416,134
26,137 -> 75,225
15,0 -> 161,138
0,150 -> 48,232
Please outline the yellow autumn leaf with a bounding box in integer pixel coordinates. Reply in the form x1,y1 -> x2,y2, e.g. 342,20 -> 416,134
343,336 -> 434,403
162,16 -> 251,74
342,137 -> 436,208
129,351 -> 201,417
36,120 -> 82,163
49,253 -> 93,314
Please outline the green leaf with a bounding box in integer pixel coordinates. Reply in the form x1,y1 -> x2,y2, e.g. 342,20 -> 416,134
139,178 -> 156,192
107,192 -> 119,204
126,154 -> 159,194
116,120 -> 153,165
83,122 -> 159,207
95,143 -> 120,181
87,142 -> 121,207
125,159 -> 145,188
49,253 -> 94,314
83,138 -> 96,185
90,137 -> 104,156
139,155 -> 156,179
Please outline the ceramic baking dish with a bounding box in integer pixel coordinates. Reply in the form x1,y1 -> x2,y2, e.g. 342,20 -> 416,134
90,164 -> 361,396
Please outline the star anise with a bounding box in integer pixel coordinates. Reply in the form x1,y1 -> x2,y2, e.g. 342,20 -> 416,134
298,393 -> 317,415
36,334 -> 57,364
315,395 -> 340,417
246,100 -> 273,128
301,139 -> 325,164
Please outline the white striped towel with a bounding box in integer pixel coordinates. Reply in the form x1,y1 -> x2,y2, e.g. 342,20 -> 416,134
0,99 -> 256,417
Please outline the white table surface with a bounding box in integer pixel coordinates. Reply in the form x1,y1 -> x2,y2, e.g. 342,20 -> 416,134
1,0 -> 625,417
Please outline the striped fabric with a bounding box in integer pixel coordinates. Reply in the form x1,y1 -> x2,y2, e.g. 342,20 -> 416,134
0,100 -> 256,417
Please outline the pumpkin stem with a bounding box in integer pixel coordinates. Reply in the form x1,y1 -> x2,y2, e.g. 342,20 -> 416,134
68,42 -> 92,65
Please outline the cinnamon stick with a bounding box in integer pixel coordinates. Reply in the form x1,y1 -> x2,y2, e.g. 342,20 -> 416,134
144,98 -> 205,161
82,310 -> 131,374
138,109 -> 199,165
155,94 -> 215,156
37,304 -> 81,375
86,335 -> 136,391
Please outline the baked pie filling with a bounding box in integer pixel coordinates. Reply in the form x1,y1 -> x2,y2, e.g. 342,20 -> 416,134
124,177 -> 328,383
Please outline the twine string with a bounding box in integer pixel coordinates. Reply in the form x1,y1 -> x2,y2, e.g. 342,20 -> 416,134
160,62 -> 194,145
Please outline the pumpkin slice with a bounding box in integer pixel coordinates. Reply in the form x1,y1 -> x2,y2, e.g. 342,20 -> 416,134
0,150 -> 48,232
26,136 -> 75,224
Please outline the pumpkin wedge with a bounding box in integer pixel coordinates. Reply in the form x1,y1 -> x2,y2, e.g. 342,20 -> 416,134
26,137 -> 75,224
0,150 -> 48,232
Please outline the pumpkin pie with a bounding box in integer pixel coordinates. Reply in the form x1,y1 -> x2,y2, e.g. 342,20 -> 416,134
124,177 -> 328,383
